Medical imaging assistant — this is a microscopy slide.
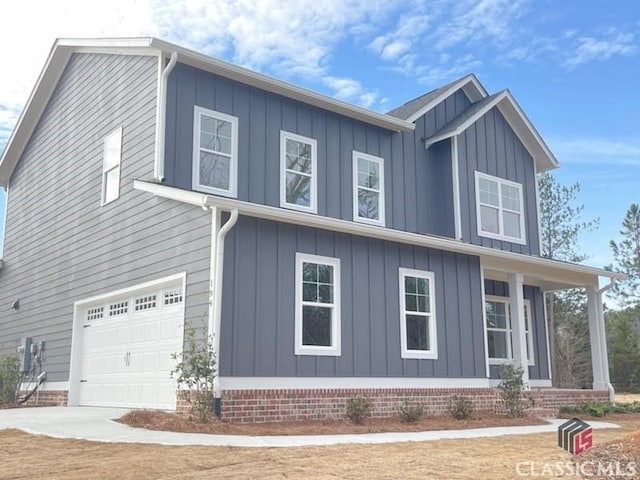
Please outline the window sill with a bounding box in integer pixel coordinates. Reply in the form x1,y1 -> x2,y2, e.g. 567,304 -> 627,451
478,230 -> 526,245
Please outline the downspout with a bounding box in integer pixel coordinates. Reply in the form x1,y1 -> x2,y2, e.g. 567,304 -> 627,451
205,205 -> 239,416
154,51 -> 178,182
598,278 -> 617,402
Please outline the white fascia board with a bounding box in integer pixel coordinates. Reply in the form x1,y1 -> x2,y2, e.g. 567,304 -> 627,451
134,180 -> 625,287
0,44 -> 73,187
425,91 -> 509,147
497,91 -> 560,171
405,74 -> 488,123
425,91 -> 559,173
149,38 -> 414,133
0,38 -> 161,188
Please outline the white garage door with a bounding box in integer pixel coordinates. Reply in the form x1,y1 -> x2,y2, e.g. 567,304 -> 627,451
77,280 -> 185,410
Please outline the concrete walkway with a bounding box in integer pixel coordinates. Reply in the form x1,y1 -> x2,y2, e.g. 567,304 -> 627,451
0,407 -> 621,448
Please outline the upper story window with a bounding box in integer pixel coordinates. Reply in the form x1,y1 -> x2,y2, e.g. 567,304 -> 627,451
353,152 -> 385,226
399,267 -> 437,359
475,171 -> 526,244
485,296 -> 534,366
295,253 -> 341,356
281,131 -> 317,213
192,106 -> 238,198
102,128 -> 122,205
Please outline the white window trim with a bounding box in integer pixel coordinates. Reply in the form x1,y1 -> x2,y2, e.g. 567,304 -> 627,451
352,151 -> 385,226
486,295 -> 535,366
280,131 -> 318,213
101,127 -> 123,205
398,267 -> 438,360
192,105 -> 239,198
295,252 -> 341,356
474,171 -> 526,245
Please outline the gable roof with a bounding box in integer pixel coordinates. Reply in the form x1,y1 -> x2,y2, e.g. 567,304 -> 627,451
387,74 -> 488,122
425,89 -> 560,172
0,37 -> 416,188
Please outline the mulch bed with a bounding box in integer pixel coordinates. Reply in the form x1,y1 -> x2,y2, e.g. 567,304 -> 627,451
574,429 -> 640,479
116,409 -> 548,436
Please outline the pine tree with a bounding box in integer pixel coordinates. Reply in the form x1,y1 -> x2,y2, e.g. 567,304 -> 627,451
537,172 -> 598,386
609,203 -> 640,306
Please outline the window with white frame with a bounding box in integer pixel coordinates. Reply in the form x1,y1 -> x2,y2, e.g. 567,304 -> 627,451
281,131 -> 317,212
475,171 -> 526,244
399,268 -> 437,359
192,106 -> 238,197
295,253 -> 340,355
485,296 -> 534,365
353,152 -> 385,226
102,128 -> 122,205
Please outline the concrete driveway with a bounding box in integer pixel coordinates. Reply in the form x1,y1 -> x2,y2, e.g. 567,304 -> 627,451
0,406 -> 621,448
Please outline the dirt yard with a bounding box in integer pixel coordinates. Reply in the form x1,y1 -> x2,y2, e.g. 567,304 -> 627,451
2,418 -> 640,480
616,393 -> 640,404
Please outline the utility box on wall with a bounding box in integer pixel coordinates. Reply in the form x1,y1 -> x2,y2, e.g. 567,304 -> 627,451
18,337 -> 32,373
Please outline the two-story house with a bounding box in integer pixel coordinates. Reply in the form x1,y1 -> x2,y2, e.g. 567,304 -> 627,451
0,38 -> 622,421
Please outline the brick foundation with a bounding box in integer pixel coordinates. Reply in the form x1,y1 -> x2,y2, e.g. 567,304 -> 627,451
219,387 -> 610,423
18,389 -> 68,407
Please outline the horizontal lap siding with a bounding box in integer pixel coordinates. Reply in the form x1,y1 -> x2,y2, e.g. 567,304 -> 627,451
219,216 -> 486,378
165,65 -> 471,238
0,53 -> 211,382
458,108 -> 540,254
484,280 -> 549,380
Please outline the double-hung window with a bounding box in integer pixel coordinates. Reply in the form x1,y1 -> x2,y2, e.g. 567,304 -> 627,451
102,128 -> 122,205
353,152 -> 385,226
192,106 -> 238,197
475,171 -> 525,244
281,131 -> 317,213
485,296 -> 534,365
399,268 -> 437,359
295,253 -> 340,355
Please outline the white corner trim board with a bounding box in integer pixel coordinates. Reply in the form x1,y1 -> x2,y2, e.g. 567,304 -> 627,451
219,377 -> 492,390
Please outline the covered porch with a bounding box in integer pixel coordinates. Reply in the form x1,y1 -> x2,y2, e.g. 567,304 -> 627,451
480,254 -> 626,400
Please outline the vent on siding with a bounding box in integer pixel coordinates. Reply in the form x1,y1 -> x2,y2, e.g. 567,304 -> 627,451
109,301 -> 128,317
87,306 -> 104,321
134,295 -> 157,312
163,287 -> 183,306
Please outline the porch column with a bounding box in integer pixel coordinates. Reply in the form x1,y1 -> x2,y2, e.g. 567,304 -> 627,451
508,273 -> 530,388
587,284 -> 609,390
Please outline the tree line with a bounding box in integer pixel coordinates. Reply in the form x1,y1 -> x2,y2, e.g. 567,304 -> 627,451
539,173 -> 640,391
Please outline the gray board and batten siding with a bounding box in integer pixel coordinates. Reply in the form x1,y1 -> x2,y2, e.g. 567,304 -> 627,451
0,53 -> 213,381
484,280 -> 549,380
163,62 -> 472,239
457,107 -> 541,255
218,215 -> 488,379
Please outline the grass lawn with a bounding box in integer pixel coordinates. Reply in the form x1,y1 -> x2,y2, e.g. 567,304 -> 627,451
2,417 -> 640,480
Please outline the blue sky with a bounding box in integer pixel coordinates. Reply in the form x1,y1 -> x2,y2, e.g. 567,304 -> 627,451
0,0 -> 639,269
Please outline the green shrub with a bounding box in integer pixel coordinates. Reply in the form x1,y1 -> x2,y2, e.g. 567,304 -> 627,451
580,401 -> 609,417
497,364 -> 534,417
171,325 -> 216,423
0,354 -> 20,404
448,395 -> 474,420
345,394 -> 372,424
397,400 -> 423,423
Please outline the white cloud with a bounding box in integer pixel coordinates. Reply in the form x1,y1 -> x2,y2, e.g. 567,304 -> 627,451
564,28 -> 637,68
0,0 -> 402,148
550,137 -> 640,167
322,77 -> 379,108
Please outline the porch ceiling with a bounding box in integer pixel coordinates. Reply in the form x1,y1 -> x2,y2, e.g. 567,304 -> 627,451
481,255 -> 624,292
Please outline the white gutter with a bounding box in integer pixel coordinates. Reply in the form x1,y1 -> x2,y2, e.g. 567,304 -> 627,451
206,206 -> 238,415
134,179 -> 626,286
154,51 -> 178,182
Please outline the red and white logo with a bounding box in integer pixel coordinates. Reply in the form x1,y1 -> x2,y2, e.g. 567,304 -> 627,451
558,417 -> 593,454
